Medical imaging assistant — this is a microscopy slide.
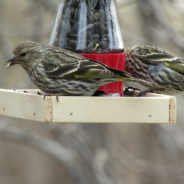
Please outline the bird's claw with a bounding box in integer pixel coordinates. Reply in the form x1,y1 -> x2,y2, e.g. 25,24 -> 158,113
56,95 -> 59,102
124,87 -> 140,96
93,90 -> 106,96
137,90 -> 153,97
124,87 -> 152,97
37,91 -> 60,102
43,94 -> 60,102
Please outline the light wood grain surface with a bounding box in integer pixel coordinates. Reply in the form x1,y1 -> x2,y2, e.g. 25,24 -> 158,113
0,89 -> 176,123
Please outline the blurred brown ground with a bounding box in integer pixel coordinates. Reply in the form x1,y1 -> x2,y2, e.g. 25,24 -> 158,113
0,0 -> 184,184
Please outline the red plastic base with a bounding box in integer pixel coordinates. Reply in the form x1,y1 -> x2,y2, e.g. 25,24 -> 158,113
79,52 -> 126,96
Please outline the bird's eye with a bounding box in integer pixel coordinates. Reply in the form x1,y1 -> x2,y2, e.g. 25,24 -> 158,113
20,53 -> 26,57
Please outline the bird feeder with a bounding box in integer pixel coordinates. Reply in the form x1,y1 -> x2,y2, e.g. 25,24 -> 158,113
0,0 -> 177,123
49,0 -> 125,96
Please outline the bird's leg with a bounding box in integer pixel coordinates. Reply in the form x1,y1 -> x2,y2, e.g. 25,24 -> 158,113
55,95 -> 59,102
124,87 -> 154,97
37,91 -> 60,102
124,87 -> 134,96
43,94 -> 60,102
123,87 -> 141,96
138,89 -> 154,97
93,90 -> 106,96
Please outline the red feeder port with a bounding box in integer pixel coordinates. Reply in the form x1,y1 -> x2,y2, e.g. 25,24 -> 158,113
80,52 -> 126,96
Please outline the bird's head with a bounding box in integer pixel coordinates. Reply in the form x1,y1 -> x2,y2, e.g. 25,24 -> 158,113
130,45 -> 170,57
130,45 -> 155,56
7,41 -> 43,70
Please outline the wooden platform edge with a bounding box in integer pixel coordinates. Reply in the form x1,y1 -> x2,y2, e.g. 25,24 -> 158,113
169,97 -> 177,123
0,89 -> 177,123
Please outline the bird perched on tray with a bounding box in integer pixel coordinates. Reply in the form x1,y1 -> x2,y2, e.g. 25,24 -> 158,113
125,45 -> 184,95
6,41 -> 150,96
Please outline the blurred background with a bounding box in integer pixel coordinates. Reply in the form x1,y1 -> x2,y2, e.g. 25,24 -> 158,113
0,0 -> 184,183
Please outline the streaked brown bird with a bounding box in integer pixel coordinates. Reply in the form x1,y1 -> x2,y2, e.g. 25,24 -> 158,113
7,41 -> 150,96
125,45 -> 184,95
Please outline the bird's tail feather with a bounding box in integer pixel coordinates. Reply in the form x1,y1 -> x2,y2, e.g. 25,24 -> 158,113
116,76 -> 151,87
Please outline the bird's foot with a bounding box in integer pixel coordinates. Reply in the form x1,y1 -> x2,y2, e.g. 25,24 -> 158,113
37,91 -> 60,102
138,90 -> 153,97
93,90 -> 106,96
124,87 -> 153,97
124,87 -> 140,96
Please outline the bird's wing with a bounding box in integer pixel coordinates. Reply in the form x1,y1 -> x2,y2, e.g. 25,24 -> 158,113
71,60 -> 115,79
164,60 -> 184,74
38,59 -> 132,80
40,46 -> 133,79
72,60 -> 138,81
38,60 -> 80,78
40,46 -> 114,79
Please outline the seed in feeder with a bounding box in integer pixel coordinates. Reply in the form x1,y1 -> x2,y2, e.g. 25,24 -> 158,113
71,7 -> 75,15
74,8 -> 79,20
99,0 -> 105,8
85,24 -> 95,32
99,40 -> 108,49
74,0 -> 80,7
87,41 -> 95,50
92,43 -> 100,51
70,34 -> 77,39
71,22 -> 78,34
99,9 -> 106,23
69,40 -> 76,48
87,0 -> 98,9
94,22 -> 101,32
87,31 -> 94,43
87,10 -> 95,23
95,12 -> 100,21
66,23 -> 71,35
92,34 -> 100,41
87,35 -> 100,50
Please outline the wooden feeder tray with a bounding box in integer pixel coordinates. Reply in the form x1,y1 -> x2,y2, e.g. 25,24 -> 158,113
0,89 -> 176,123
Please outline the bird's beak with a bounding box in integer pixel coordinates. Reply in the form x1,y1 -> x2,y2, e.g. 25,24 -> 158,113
6,57 -> 15,68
